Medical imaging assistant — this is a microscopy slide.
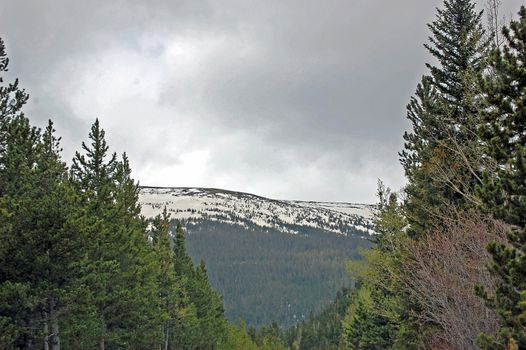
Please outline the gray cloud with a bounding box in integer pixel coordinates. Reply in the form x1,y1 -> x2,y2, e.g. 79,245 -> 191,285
0,0 -> 523,202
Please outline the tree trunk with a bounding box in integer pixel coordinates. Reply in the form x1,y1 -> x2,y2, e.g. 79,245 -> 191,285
50,318 -> 60,350
164,324 -> 169,350
43,311 -> 49,350
99,324 -> 105,350
25,315 -> 35,350
49,298 -> 60,350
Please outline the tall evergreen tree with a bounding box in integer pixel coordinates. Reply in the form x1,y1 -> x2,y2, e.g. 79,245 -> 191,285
173,223 -> 194,278
0,114 -> 42,349
71,118 -> 117,207
30,121 -> 81,350
0,117 -> 81,350
148,210 -> 200,350
148,210 -> 176,350
400,0 -> 490,235
0,38 -> 80,349
68,120 -> 161,349
477,7 -> 526,348
172,222 -> 228,348
193,260 -> 228,347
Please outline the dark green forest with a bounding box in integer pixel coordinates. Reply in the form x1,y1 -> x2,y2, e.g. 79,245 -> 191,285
2,0 -> 526,349
182,220 -> 369,327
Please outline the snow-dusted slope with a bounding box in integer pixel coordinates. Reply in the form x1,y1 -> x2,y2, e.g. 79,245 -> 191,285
139,187 -> 375,236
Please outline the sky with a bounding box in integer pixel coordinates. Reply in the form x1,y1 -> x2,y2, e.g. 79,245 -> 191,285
0,0 -> 523,202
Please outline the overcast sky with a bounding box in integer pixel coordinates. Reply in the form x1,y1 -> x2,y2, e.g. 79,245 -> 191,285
0,1 -> 523,202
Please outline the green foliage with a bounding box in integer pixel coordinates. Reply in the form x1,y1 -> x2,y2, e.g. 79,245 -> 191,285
4,1 -> 525,347
172,222 -> 228,348
256,322 -> 288,350
476,7 -> 526,349
0,281 -> 36,349
425,0 -> 488,109
342,184 -> 422,350
363,4 -> 496,345
219,320 -> 288,350
67,120 -> 162,349
283,288 -> 352,350
0,39 -> 231,349
343,286 -> 394,350
400,0 -> 489,235
0,39 -> 81,347
219,321 -> 260,350
345,2 -> 526,349
0,37 -> 28,150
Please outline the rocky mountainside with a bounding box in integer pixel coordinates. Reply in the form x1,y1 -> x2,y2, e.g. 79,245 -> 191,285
139,187 -> 375,236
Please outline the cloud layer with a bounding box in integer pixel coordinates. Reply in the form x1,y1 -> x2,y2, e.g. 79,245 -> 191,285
1,0 -> 522,202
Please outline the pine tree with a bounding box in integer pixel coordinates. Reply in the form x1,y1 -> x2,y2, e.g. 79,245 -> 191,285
193,260 -> 228,347
425,0 -> 488,111
172,222 -> 228,348
343,291 -> 393,350
173,223 -> 194,278
30,121 -> 81,350
67,119 -> 161,349
0,36 -> 233,349
476,7 -> 526,348
0,38 -> 80,349
342,183 -> 421,349
400,0 -> 490,235
149,210 -> 175,350
148,209 -> 200,350
71,118 -> 117,207
0,118 -> 79,350
219,321 -> 260,350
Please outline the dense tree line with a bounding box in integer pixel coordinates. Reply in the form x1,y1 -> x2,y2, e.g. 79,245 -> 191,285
276,2 -> 526,349
340,1 -> 526,349
281,287 -> 353,350
0,37 -> 239,350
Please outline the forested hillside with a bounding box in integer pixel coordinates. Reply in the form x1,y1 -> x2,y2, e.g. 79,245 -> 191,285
183,220 -> 369,327
138,187 -> 372,328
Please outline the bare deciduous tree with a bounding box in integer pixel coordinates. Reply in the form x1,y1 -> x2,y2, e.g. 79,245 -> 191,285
403,212 -> 507,350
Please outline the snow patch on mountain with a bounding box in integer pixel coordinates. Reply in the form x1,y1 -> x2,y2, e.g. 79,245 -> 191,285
139,187 -> 376,236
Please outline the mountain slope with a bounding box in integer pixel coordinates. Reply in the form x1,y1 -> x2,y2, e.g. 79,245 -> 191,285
138,187 -> 374,327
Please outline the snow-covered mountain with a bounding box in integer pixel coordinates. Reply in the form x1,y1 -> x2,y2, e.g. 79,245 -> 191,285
139,187 -> 375,236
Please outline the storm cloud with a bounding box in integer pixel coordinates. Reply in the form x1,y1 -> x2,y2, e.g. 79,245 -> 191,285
0,0 -> 522,202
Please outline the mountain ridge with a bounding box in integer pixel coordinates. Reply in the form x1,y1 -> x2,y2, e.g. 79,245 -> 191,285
138,186 -> 376,236
139,185 -> 374,206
